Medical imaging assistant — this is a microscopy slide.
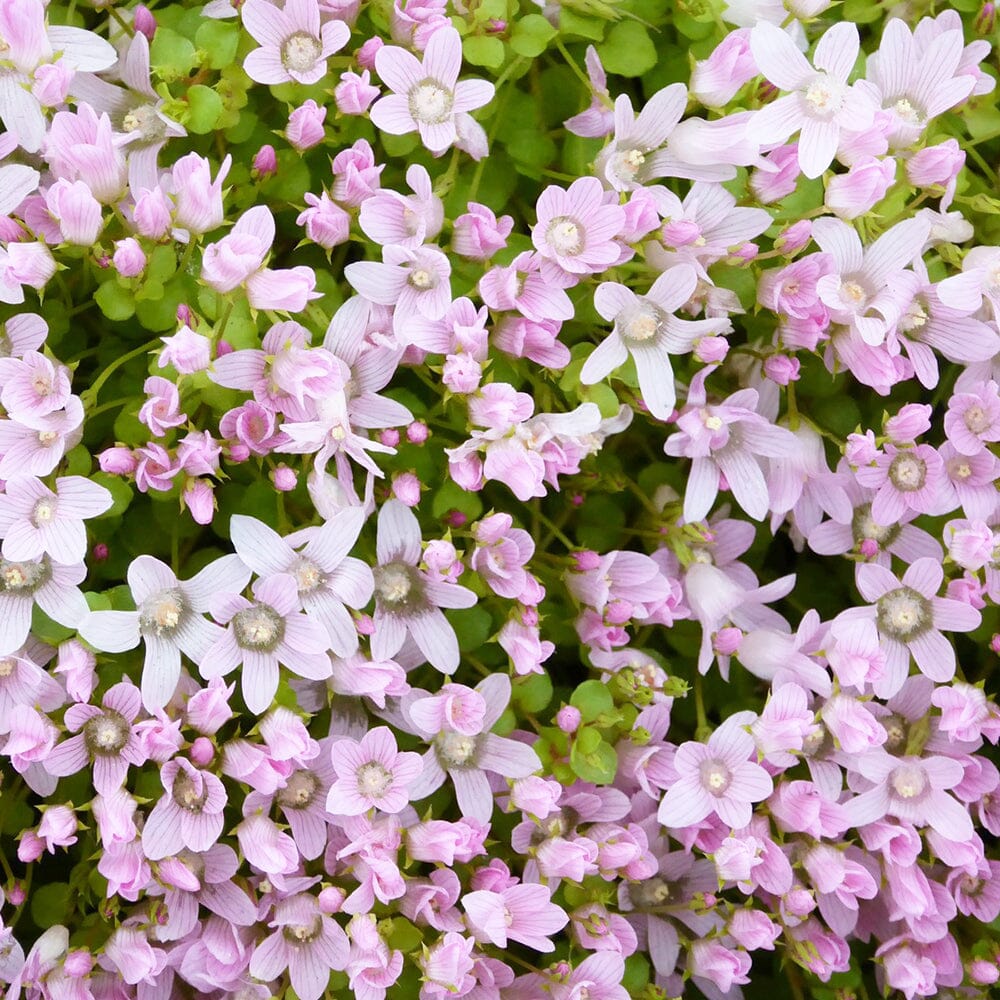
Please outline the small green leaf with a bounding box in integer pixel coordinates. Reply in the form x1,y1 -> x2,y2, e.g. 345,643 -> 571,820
597,22 -> 656,77
91,472 -> 135,519
195,19 -> 240,69
432,479 -> 484,521
95,281 -> 135,322
449,605 -> 493,653
510,14 -> 557,57
513,672 -> 553,713
31,883 -> 71,929
569,736 -> 617,784
463,34 -> 505,69
570,679 -> 614,723
186,84 -> 224,134
150,27 -> 198,77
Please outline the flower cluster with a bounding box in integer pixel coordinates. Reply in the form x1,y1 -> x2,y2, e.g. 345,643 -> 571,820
0,0 -> 999,999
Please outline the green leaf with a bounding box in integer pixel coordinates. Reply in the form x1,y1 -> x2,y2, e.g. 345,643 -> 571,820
569,735 -> 617,784
463,34 -> 505,69
510,14 -> 557,57
91,472 -> 135,519
31,883 -> 71,929
512,672 -> 553,713
597,22 -> 656,77
186,85 -> 224,134
385,918 -> 423,953
150,27 -> 198,78
432,479 -> 484,521
449,605 -> 493,652
570,679 -> 614,723
195,19 -> 240,69
95,281 -> 135,322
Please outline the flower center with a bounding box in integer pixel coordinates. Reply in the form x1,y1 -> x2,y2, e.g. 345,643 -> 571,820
890,763 -> 927,800
139,589 -> 184,635
38,431 -> 58,446
283,917 -> 322,945
373,561 -> 417,609
888,453 -> 927,492
803,73 -> 844,118
948,457 -> 973,481
628,877 -> 673,909
32,373 -> 53,397
122,103 -> 164,141
293,557 -> 324,595
408,267 -> 436,290
408,79 -> 454,125
83,710 -> 130,756
276,769 -> 319,809
0,559 -> 47,593
842,280 -> 868,306
172,770 -> 208,812
703,413 -> 723,431
0,657 -> 14,678
356,761 -> 393,798
621,305 -> 661,344
900,299 -> 928,332
883,714 -> 907,752
700,758 -> 732,796
851,504 -> 900,547
435,730 -> 479,768
876,586 -> 930,641
32,499 -> 56,525
964,404 -> 991,434
233,603 -> 284,650
891,97 -> 924,127
546,217 -> 584,256
281,32 -> 322,73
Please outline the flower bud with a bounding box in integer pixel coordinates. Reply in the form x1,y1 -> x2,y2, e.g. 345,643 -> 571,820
271,465 -> 298,492
286,99 -> 326,151
556,705 -> 581,733
252,144 -> 278,179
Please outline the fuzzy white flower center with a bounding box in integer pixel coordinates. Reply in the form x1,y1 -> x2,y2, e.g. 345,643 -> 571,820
356,761 -> 393,798
283,917 -> 322,944
621,306 -> 660,344
852,505 -> 899,547
891,98 -> 924,126
172,770 -> 208,812
408,267 -> 436,290
293,557 -> 323,595
374,562 -> 414,607
32,499 -> 55,525
409,79 -> 454,125
140,589 -> 184,635
841,280 -> 868,307
703,413 -> 724,431
949,457 -> 973,481
546,217 -> 584,256
233,604 -> 283,650
888,453 -> 926,492
435,730 -> 478,767
1,559 -> 45,592
900,299 -> 928,332
965,404 -> 990,434
122,104 -> 162,139
277,769 -> 319,809
84,710 -> 130,755
0,657 -> 14,678
803,73 -> 844,118
876,586 -> 930,641
32,373 -> 53,397
281,32 -> 322,73
700,758 -> 732,796
890,763 -> 927,800
38,431 -> 58,446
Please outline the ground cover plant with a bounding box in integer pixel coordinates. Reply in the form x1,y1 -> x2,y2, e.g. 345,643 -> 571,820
1,0 -> 1000,997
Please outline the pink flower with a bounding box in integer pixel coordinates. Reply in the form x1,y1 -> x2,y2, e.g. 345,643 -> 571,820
242,0 -> 350,85
142,757 -> 227,858
327,726 -> 423,815
205,573 -> 333,714
531,177 -> 624,285
854,443 -> 949,524
249,893 -> 350,1000
370,499 -> 476,674
419,931 -> 476,999
371,27 -> 493,154
824,155 -> 895,219
463,882 -> 568,952
286,98 -> 327,149
657,714 -> 773,829
346,244 -> 452,328
749,21 -> 876,178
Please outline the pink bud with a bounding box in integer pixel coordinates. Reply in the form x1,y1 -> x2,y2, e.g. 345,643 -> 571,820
216,340 -> 235,357
763,354 -> 800,385
176,304 -> 194,326
392,472 -> 421,506
189,736 -> 214,766
884,403 -> 931,444
379,428 -> 401,447
694,336 -> 729,364
319,886 -> 346,914
17,831 -> 44,863
7,883 -> 25,906
355,613 -> 375,636
356,36 -> 384,70
133,4 -> 156,38
859,538 -> 879,558
991,634 -> 1000,655
406,421 -> 429,444
334,70 -> 380,115
444,510 -> 467,528
286,99 -> 326,151
182,478 -> 215,525
271,465 -> 298,492
452,203 -> 513,260
774,219 -> 812,255
252,144 -> 278,178
824,155 -> 896,221
98,446 -> 138,475
713,626 -> 742,655
750,144 -> 800,204
969,960 -> 999,985
64,951 -> 94,978
976,1 -> 996,34
92,543 -> 109,562
573,550 -> 602,572
557,705 -> 582,733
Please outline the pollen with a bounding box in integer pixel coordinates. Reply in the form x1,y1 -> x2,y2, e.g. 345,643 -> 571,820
888,453 -> 927,492
140,589 -> 184,635
233,604 -> 283,650
409,267 -> 436,289
700,758 -> 732,796
435,730 -> 479,767
281,32 -> 322,73
876,585 -> 930,641
356,761 -> 393,798
408,80 -> 454,125
546,217 -> 584,256
890,763 -> 927,800
32,499 -> 55,525
374,562 -> 414,607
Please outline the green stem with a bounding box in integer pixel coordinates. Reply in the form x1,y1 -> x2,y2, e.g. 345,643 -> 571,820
693,672 -> 710,740
536,509 -> 575,551
81,338 -> 161,409
555,38 -> 593,92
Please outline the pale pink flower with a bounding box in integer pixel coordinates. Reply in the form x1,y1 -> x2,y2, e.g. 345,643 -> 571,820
327,726 -> 423,815
463,882 -> 568,952
371,27 -> 493,154
142,757 -> 227,858
242,0 -> 350,85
